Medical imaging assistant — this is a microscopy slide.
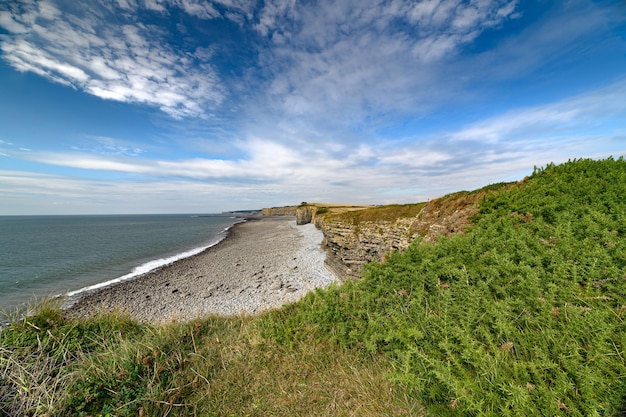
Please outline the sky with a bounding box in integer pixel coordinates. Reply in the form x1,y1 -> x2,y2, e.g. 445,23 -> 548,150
0,0 -> 625,215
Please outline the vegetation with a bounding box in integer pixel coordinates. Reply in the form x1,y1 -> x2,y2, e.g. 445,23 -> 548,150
263,157 -> 626,416
325,203 -> 426,225
1,307 -> 417,416
2,157 -> 626,416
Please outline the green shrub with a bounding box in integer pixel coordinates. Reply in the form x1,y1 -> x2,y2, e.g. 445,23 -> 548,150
262,157 -> 626,416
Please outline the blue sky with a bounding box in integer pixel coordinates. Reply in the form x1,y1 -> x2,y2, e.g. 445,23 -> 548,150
1,0 -> 625,215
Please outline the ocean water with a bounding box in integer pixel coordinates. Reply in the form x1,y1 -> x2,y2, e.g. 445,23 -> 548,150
0,214 -> 241,312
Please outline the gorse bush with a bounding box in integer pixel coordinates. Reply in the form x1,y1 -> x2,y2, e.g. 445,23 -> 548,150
262,157 -> 626,416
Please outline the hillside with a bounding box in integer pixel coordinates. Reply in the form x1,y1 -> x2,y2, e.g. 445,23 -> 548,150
265,157 -> 626,416
2,157 -> 625,416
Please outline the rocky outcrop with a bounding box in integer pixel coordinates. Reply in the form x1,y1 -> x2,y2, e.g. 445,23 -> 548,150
263,204 -> 319,225
317,217 -> 415,279
296,205 -> 317,225
315,192 -> 486,279
261,190 -> 492,280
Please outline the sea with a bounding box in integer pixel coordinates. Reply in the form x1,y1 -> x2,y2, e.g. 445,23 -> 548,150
0,214 -> 242,313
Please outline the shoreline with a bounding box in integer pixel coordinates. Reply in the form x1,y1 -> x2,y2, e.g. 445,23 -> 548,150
64,219 -> 244,300
65,216 -> 339,324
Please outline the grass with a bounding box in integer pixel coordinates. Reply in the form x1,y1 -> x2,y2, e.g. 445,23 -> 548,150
261,157 -> 626,416
1,311 -> 421,416
324,203 -> 426,225
2,157 -> 626,416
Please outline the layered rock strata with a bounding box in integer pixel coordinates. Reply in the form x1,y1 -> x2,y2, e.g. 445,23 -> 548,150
261,206 -> 298,216
264,195 -> 481,280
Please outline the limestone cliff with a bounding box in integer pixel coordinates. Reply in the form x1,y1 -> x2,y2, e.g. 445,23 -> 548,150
316,216 -> 416,279
262,189 -> 503,280
261,206 -> 298,216
319,187 -> 516,278
295,205 -> 318,225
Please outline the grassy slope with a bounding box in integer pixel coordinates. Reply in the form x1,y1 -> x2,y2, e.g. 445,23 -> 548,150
263,157 -> 626,416
2,157 -> 625,416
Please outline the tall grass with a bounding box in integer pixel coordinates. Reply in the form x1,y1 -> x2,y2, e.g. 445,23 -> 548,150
1,309 -> 420,416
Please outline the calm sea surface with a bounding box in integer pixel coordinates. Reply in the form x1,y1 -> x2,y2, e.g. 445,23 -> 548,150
0,214 -> 240,312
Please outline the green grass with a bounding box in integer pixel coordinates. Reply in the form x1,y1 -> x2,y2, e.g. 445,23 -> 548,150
261,157 -> 626,416
1,311 -> 419,416
2,157 -> 626,416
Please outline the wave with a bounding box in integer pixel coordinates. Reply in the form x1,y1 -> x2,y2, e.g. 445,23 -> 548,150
64,221 -> 243,300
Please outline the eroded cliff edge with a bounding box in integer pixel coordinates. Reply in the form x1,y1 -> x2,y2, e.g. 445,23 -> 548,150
263,188 -> 507,279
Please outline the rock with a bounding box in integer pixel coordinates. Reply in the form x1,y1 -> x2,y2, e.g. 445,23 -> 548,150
315,193 -> 479,279
296,205 -> 317,225
261,206 -> 298,216
317,218 -> 414,278
270,280 -> 283,290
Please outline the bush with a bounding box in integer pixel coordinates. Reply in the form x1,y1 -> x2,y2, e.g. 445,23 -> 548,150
262,157 -> 626,416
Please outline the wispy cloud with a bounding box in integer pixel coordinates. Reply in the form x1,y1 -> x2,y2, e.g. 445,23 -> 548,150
0,0 -> 624,215
255,0 -> 521,124
0,0 -> 241,118
71,136 -> 146,157
2,0 -> 615,129
450,79 -> 626,144
0,0 -> 524,123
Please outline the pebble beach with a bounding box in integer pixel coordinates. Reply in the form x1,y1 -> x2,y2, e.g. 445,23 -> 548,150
66,217 -> 338,324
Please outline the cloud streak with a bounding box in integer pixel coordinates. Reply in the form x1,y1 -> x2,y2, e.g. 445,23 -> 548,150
0,0 -> 235,118
0,0 -> 524,123
257,0 -> 521,125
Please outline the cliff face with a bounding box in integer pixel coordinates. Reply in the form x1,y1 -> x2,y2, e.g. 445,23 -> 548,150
295,205 -> 317,225
262,190 -> 495,280
314,192 -> 488,279
316,217 -> 415,279
260,205 -> 317,224
261,206 -> 298,216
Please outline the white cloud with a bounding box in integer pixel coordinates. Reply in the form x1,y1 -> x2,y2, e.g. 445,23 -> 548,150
142,0 -> 167,13
254,0 -> 521,128
1,0 -> 624,215
29,153 -> 152,173
171,0 -> 221,19
254,0 -> 296,37
378,149 -> 452,168
71,136 -> 147,157
0,168 -> 303,214
0,0 -> 226,119
116,0 -> 137,10
465,0 -> 617,85
0,11 -> 28,33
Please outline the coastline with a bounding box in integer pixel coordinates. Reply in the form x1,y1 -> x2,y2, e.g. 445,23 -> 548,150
65,217 -> 339,324
64,219 -> 243,300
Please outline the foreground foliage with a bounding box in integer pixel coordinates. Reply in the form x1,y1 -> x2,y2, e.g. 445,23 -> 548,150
1,307 -> 417,416
2,157 -> 625,416
263,157 -> 626,416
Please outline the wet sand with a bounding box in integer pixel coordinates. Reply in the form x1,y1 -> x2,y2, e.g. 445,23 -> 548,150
66,217 -> 338,324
